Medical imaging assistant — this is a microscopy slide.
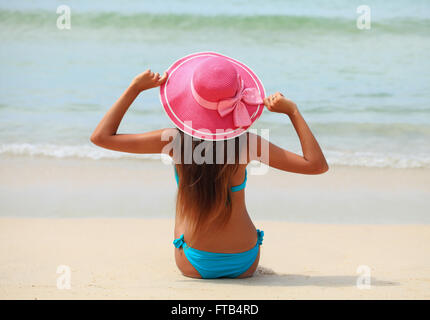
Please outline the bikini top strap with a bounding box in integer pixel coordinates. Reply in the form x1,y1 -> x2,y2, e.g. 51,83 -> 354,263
174,165 -> 179,185
230,169 -> 247,192
173,166 -> 247,192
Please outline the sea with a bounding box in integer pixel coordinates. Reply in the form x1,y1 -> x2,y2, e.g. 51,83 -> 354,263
1,0 -> 430,168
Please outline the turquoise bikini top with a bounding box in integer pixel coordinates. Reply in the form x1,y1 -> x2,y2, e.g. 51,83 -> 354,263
174,166 -> 247,192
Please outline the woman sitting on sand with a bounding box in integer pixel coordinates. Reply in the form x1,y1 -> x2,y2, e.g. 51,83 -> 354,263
90,52 -> 328,279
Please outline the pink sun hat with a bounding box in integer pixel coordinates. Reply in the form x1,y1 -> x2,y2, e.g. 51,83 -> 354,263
159,52 -> 266,141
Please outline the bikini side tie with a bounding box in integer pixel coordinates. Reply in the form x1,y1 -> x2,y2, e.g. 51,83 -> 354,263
173,234 -> 184,248
257,229 -> 264,245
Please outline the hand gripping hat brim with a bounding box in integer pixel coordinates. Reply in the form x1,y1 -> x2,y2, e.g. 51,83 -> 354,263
159,52 -> 265,141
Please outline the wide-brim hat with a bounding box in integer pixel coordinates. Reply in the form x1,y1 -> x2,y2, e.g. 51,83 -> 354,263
159,51 -> 265,140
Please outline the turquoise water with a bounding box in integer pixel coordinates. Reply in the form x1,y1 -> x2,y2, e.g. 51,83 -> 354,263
1,0 -> 430,167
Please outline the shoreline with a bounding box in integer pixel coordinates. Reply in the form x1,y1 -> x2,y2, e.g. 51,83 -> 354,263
1,155 -> 429,223
2,152 -> 430,170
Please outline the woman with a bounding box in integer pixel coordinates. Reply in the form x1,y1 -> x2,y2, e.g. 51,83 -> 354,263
91,52 -> 328,279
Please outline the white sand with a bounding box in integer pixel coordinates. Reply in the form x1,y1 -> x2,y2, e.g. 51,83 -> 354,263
0,219 -> 429,299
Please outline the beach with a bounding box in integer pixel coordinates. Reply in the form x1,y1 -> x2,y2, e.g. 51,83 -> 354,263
1,0 -> 430,300
1,157 -> 429,299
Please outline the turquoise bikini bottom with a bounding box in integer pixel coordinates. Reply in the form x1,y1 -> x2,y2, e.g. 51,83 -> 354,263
173,229 -> 264,279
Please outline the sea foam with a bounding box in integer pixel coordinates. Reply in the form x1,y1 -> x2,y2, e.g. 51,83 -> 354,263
1,143 -> 429,169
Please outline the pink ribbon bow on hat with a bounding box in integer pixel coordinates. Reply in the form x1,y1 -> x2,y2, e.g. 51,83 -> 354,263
191,75 -> 263,128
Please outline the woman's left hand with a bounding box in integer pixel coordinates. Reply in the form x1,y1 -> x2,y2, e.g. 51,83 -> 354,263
130,69 -> 168,93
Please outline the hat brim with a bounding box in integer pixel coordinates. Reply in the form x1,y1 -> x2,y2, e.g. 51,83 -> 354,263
159,52 -> 265,141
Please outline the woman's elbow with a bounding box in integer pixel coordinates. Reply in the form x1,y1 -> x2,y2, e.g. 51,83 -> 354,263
318,162 -> 329,174
90,134 -> 103,146
317,161 -> 329,174
309,161 -> 329,174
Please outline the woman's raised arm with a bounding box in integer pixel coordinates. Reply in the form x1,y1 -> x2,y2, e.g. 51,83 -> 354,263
249,92 -> 329,175
90,70 -> 175,154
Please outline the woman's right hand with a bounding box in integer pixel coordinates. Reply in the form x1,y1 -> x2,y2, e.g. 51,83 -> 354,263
263,92 -> 298,117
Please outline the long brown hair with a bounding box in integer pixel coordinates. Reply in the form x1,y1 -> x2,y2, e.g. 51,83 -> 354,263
173,130 -> 245,236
